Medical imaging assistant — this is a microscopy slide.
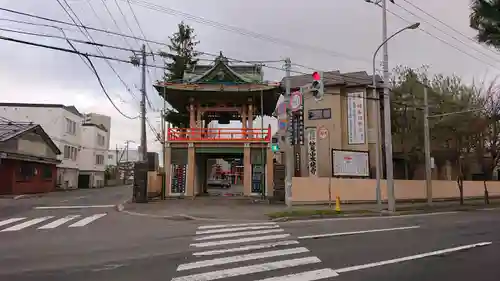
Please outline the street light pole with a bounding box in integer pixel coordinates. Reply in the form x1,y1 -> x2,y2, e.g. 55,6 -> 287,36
372,21 -> 420,211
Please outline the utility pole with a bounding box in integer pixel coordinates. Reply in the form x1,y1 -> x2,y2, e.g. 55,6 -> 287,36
140,44 -> 148,162
161,79 -> 167,200
123,140 -> 133,184
381,0 -> 396,212
284,58 -> 293,208
423,85 -> 432,205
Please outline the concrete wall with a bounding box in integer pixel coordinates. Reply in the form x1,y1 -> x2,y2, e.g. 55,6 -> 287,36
291,177 -> 500,203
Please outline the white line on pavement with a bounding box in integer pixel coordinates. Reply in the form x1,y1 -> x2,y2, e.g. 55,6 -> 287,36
190,234 -> 291,248
334,242 -> 492,274
171,257 -> 322,281
178,247 -> 310,271
0,217 -> 26,227
284,211 -> 459,224
34,205 -> 115,210
68,213 -> 107,227
254,268 -> 339,281
197,222 -> 277,230
196,229 -> 285,241
196,225 -> 280,235
1,216 -> 54,232
38,215 -> 81,229
297,225 -> 420,240
193,240 -> 300,256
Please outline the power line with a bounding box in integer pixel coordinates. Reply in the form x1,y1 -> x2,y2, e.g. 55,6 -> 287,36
0,25 -> 140,52
60,1 -> 147,108
113,0 -> 141,47
383,6 -> 500,70
0,7 -> 284,66
393,0 -> 500,66
400,0 -> 500,58
0,7 -> 166,46
84,55 -> 139,119
98,0 -> 135,49
0,5 -> 379,65
123,0 -> 376,64
124,0 -> 154,54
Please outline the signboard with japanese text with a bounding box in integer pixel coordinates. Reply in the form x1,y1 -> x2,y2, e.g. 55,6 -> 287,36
307,128 -> 318,176
332,150 -> 369,177
347,92 -> 366,144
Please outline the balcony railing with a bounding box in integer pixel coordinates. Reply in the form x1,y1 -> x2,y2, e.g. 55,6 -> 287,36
167,127 -> 271,142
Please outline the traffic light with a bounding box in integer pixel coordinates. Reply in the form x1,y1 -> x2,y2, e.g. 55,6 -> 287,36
311,71 -> 324,101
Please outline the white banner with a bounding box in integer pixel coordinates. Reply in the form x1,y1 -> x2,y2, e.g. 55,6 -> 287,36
307,128 -> 318,176
332,150 -> 369,177
347,92 -> 366,144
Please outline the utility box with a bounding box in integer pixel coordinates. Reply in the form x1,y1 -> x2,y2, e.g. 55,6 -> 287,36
133,161 -> 149,203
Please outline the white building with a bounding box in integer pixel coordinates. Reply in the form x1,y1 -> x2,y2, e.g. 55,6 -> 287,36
0,103 -> 83,189
83,113 -> 111,148
79,123 -> 108,188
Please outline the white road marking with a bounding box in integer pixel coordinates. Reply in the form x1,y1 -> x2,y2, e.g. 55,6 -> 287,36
254,268 -> 339,280
334,242 -> 492,274
190,234 -> 291,248
193,240 -> 300,256
171,256 -> 321,281
34,205 -> 115,210
196,229 -> 285,241
298,225 -> 420,240
196,224 -> 280,235
284,211 -> 459,224
178,247 -> 310,271
1,216 -> 54,232
0,217 -> 26,227
38,215 -> 81,229
68,213 -> 107,227
197,222 -> 276,230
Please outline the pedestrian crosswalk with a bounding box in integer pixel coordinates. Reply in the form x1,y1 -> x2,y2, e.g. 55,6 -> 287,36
172,222 -> 339,281
0,213 -> 107,232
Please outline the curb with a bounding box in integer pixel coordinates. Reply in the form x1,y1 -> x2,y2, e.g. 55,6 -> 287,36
271,207 -> 500,222
115,198 -> 132,212
120,209 -> 272,222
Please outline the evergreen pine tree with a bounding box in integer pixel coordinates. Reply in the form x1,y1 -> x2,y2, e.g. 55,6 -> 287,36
160,21 -> 199,82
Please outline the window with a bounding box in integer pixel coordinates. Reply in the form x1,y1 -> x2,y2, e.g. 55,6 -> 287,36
95,154 -> 104,165
42,166 -> 52,180
108,154 -> 113,160
17,163 -> 35,181
65,118 -> 76,135
63,145 -> 78,160
97,134 -> 105,146
63,145 -> 70,159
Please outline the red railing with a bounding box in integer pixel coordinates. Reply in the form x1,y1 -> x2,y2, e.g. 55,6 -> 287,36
167,127 -> 271,142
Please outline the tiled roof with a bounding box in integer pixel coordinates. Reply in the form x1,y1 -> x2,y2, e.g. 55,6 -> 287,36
0,122 -> 37,142
0,121 -> 61,155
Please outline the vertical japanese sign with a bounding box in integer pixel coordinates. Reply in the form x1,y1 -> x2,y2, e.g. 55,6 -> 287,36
307,128 -> 318,176
347,92 -> 366,144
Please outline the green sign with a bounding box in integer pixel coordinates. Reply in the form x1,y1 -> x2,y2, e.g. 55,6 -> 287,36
271,144 -> 279,152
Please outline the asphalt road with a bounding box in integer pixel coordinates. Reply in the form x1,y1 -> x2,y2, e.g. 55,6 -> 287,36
0,185 -> 132,218
1,193 -> 500,281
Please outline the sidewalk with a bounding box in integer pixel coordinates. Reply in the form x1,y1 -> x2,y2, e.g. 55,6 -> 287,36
121,197 -> 500,221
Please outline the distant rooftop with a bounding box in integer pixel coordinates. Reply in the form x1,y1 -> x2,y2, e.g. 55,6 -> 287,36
282,71 -> 383,90
0,102 -> 83,117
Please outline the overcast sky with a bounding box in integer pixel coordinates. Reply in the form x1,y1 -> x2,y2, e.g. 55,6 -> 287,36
0,0 -> 498,153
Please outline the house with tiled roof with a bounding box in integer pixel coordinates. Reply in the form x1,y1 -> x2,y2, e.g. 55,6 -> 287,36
0,121 -> 60,195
